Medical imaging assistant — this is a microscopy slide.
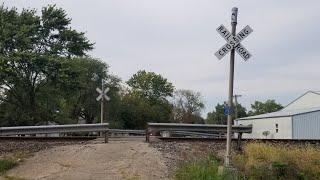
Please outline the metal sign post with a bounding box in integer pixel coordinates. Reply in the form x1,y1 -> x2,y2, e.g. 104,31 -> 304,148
96,80 -> 110,125
225,8 -> 237,166
214,7 -> 253,167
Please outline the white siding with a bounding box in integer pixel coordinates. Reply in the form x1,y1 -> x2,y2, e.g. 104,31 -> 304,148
284,92 -> 320,111
235,116 -> 292,139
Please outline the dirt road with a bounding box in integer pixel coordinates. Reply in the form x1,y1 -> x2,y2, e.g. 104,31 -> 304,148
6,138 -> 170,180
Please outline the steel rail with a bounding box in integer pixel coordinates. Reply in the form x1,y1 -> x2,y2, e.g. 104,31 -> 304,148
0,136 -> 97,141
169,131 -> 226,138
109,129 -> 145,135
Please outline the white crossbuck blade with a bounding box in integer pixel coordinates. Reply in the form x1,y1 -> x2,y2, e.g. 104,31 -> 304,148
96,87 -> 110,101
215,24 -> 253,61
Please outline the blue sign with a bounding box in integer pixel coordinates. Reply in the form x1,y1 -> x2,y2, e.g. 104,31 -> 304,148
224,106 -> 234,116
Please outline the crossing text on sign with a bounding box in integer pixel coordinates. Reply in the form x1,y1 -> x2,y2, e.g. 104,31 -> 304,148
215,24 -> 253,61
217,25 -> 252,47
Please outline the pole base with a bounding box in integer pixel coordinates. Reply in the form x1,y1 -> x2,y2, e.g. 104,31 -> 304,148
224,154 -> 231,167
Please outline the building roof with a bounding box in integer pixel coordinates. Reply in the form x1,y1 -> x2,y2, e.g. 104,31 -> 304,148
283,91 -> 320,109
237,106 -> 320,121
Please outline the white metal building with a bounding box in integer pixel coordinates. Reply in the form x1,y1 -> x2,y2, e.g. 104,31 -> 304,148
234,91 -> 320,139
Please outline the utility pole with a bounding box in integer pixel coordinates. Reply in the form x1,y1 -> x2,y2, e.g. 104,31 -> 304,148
225,7 -> 238,167
233,94 -> 242,120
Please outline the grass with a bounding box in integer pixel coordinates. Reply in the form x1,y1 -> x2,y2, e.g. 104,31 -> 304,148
174,143 -> 320,180
174,154 -> 236,180
0,159 -> 17,174
0,151 -> 29,177
233,142 -> 320,180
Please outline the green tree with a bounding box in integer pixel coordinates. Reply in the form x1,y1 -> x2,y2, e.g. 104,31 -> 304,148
58,58 -> 121,125
172,89 -> 204,123
118,92 -> 172,129
0,5 -> 93,125
206,103 -> 226,124
119,70 -> 174,129
248,100 -> 283,116
127,70 -> 174,102
234,103 -> 247,119
206,102 -> 247,124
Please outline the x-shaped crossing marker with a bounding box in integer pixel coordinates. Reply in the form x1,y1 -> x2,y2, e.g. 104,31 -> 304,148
215,24 -> 253,61
96,87 -> 110,101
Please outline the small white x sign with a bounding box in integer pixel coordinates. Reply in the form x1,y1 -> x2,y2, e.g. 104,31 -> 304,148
96,87 -> 110,101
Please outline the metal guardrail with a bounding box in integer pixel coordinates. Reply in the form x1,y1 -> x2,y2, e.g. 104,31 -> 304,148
147,123 -> 252,134
146,123 -> 252,149
0,123 -> 109,143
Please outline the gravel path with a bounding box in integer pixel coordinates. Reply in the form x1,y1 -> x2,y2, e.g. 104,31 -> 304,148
5,139 -> 169,180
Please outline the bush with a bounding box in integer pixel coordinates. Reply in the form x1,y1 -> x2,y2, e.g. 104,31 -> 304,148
234,143 -> 320,180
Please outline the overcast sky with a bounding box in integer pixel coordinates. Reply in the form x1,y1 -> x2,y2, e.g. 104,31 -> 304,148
5,0 -> 320,115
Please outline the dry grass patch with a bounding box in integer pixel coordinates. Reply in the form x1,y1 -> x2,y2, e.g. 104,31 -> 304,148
0,150 -> 30,177
234,142 -> 320,179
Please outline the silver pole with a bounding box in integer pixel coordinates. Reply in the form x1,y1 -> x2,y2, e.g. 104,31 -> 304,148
225,7 -> 238,167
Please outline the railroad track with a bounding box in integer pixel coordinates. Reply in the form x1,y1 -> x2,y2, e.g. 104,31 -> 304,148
0,136 -> 97,141
158,136 -> 320,143
159,137 -> 231,141
0,135 -> 147,141
1,134 -> 319,144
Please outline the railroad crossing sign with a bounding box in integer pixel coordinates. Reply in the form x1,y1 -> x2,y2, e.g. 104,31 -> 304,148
96,87 -> 110,101
214,24 -> 253,61
216,7 -> 253,167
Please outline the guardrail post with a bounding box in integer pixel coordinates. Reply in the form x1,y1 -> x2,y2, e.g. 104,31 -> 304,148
145,128 -> 150,143
237,132 -> 242,150
104,130 -> 109,143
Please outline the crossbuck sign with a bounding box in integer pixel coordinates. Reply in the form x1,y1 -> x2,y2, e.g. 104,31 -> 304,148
215,7 -> 253,167
96,87 -> 110,101
214,24 -> 253,61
